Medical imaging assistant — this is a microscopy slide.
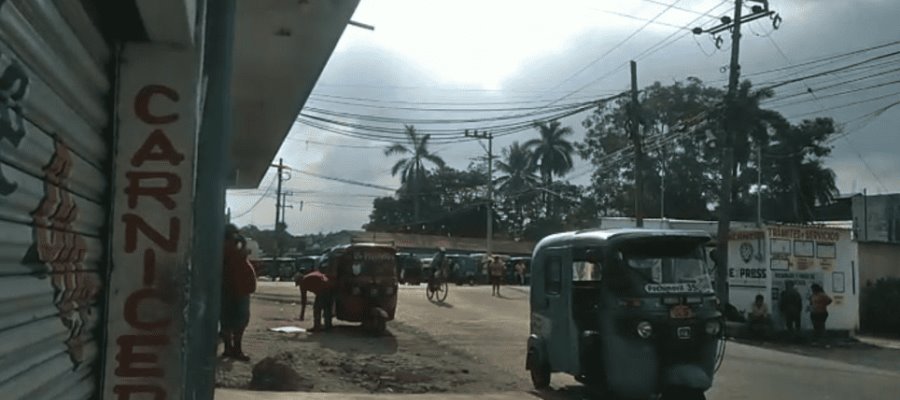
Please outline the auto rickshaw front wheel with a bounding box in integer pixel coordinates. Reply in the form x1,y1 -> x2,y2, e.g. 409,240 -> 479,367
660,387 -> 706,400
529,363 -> 551,390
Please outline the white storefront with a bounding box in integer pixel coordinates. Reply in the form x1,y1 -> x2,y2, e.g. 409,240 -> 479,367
728,225 -> 859,332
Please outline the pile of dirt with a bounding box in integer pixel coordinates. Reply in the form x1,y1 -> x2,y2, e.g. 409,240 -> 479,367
246,348 -> 477,394
249,354 -> 314,391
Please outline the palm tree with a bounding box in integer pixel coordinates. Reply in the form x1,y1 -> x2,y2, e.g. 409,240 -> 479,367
385,125 -> 446,220
524,120 -> 576,214
495,142 -> 539,235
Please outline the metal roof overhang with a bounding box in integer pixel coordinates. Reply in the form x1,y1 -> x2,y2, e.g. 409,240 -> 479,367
227,0 -> 360,188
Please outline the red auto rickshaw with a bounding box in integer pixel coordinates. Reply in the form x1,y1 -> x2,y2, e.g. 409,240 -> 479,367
321,242 -> 399,334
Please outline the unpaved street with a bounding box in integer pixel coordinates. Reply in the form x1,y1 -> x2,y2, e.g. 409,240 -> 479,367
218,282 -> 900,399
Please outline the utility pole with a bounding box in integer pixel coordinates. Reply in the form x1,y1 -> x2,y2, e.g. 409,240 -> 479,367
465,129 -> 494,255
630,60 -> 644,227
274,158 -> 285,257
757,144 -> 763,227
694,0 -> 778,304
659,147 -> 666,220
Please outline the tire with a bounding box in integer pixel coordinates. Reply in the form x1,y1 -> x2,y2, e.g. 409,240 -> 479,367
426,284 -> 436,301
530,362 -> 551,390
661,387 -> 706,400
436,282 -> 449,302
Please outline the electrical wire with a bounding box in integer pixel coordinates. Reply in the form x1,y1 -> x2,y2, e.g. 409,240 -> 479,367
291,169 -> 399,192
307,92 -> 617,107
230,174 -> 277,219
759,49 -> 900,92
536,0 -> 694,109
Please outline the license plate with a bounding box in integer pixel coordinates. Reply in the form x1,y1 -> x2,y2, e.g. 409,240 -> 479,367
669,305 -> 694,319
677,326 -> 692,339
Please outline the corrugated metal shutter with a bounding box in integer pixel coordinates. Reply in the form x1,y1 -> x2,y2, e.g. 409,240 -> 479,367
0,1 -> 111,399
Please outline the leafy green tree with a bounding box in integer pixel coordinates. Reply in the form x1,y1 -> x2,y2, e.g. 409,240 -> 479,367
760,117 -> 838,222
495,141 -> 540,236
384,125 -> 446,220
525,121 -> 576,214
580,78 -> 721,219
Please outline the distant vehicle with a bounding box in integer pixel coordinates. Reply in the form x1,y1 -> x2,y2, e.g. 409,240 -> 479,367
447,254 -> 487,286
321,242 -> 399,335
397,253 -> 424,285
257,257 -> 296,281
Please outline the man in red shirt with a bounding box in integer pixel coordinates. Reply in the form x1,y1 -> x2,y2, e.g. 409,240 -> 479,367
296,266 -> 336,331
220,224 -> 257,361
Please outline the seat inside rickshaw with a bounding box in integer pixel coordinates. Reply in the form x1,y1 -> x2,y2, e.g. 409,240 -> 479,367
572,281 -> 603,331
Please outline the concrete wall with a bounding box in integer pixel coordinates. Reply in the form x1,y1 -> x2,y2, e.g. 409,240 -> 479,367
858,242 -> 900,288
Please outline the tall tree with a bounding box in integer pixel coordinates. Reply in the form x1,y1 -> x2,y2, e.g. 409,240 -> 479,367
525,120 -> 576,214
581,78 -> 722,220
495,141 -> 540,237
384,124 -> 446,220
762,117 -> 838,222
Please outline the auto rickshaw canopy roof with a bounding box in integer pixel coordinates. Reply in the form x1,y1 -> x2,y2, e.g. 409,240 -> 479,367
535,228 -> 711,253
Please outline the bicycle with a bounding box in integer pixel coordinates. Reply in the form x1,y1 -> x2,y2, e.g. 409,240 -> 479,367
426,273 -> 449,303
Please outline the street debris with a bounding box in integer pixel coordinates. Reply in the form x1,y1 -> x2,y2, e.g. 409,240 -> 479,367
269,326 -> 306,333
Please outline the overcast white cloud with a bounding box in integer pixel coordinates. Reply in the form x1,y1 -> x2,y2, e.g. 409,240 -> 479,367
226,0 -> 900,234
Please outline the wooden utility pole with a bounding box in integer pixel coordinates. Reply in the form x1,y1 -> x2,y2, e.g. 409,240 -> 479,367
465,129 -> 494,255
694,0 -> 779,303
274,158 -> 285,257
714,0 -> 744,303
630,60 -> 644,227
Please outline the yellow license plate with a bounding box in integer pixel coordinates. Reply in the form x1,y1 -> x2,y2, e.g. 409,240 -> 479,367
669,305 -> 694,319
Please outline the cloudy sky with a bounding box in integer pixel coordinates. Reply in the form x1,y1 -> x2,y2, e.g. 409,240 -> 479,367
226,0 -> 900,235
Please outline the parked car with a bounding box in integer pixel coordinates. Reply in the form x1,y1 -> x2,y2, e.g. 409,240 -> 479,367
447,254 -> 487,286
257,257 -> 296,281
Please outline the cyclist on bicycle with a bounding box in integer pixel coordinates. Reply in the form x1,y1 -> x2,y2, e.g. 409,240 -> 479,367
428,247 -> 447,292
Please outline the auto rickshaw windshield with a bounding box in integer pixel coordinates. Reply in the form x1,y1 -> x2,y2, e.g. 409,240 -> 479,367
616,239 -> 714,294
349,249 -> 397,276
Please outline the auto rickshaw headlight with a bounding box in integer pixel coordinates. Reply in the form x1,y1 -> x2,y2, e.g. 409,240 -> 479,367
705,320 -> 722,336
636,321 -> 653,339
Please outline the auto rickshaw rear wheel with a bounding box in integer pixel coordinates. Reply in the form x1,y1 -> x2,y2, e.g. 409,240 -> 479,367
529,362 -> 551,390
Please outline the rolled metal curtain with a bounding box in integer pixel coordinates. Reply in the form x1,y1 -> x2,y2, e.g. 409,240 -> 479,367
0,1 -> 111,399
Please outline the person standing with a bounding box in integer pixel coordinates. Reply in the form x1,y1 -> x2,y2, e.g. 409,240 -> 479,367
220,224 -> 257,361
779,281 -> 803,333
809,283 -> 833,339
748,294 -> 770,338
515,260 -> 526,286
489,255 -> 505,296
296,265 -> 336,331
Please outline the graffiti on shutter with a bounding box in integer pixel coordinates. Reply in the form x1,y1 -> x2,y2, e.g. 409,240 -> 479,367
0,57 -> 29,195
23,139 -> 101,367
0,44 -> 100,368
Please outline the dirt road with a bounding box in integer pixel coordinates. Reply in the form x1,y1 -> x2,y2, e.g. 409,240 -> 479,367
218,282 -> 900,399
215,282 -> 520,394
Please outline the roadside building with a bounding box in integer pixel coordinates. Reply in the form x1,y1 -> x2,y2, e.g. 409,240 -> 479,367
0,1 -> 359,398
